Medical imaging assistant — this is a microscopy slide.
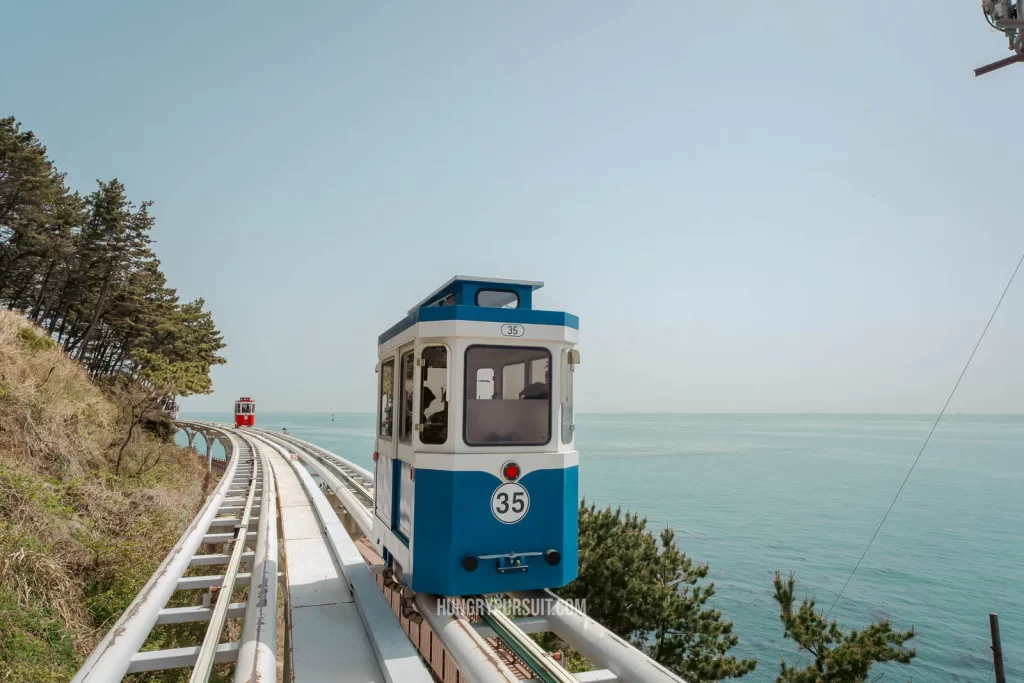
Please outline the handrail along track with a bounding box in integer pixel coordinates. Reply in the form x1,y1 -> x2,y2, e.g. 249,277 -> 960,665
71,426 -> 278,683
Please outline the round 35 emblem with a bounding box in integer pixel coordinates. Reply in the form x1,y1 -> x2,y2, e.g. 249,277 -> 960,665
490,482 -> 530,524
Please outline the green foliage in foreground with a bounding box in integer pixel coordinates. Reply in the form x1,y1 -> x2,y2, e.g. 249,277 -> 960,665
543,502 -> 919,683
773,572 -> 916,682
0,588 -> 80,683
551,501 -> 757,681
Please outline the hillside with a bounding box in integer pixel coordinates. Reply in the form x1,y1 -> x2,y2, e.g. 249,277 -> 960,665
0,309 -> 209,682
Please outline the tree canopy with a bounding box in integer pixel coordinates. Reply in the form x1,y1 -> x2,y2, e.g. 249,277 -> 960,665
553,500 -> 758,681
0,116 -> 224,400
772,572 -> 916,682
551,502 -> 919,683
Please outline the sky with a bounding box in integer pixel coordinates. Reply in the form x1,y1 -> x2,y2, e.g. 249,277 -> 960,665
2,1 -> 1022,413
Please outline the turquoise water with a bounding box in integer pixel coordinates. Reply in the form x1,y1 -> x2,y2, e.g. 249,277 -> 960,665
178,413 -> 1023,681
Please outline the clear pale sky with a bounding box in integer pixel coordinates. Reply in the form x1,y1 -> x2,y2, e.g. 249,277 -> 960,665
2,2 -> 1022,413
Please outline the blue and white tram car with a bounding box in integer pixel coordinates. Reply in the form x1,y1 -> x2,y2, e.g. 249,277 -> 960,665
372,276 -> 580,596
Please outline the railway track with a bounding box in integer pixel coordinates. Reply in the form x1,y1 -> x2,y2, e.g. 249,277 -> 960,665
248,425 -> 578,683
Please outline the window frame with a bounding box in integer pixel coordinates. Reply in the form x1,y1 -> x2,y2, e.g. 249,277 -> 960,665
560,349 -> 574,444
475,288 -> 520,309
378,357 -> 395,440
417,344 -> 450,446
399,351 -> 414,444
463,344 -> 552,447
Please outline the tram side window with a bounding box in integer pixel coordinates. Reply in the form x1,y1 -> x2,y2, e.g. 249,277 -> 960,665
465,346 -> 551,446
379,359 -> 394,439
419,346 -> 448,445
399,352 -> 414,443
476,289 -> 519,308
561,351 -> 574,443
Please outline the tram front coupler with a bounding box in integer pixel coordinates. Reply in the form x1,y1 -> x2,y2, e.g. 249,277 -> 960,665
468,549 -> 562,574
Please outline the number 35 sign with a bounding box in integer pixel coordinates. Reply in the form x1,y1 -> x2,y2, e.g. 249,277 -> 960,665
491,482 -> 530,523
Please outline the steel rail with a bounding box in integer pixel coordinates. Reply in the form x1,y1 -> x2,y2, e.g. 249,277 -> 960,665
70,435 -> 243,683
255,430 -> 373,536
256,428 -> 375,508
233,433 -> 279,683
479,597 -> 577,683
510,589 -> 689,683
414,593 -> 521,683
254,427 -> 374,483
245,429 -> 435,683
295,446 -> 373,536
191,442 -> 260,681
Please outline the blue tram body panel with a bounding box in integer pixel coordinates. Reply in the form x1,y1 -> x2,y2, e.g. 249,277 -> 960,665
372,276 -> 580,597
410,467 -> 579,595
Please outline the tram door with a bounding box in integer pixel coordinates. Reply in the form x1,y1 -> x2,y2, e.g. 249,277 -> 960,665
375,356 -> 395,530
393,345 -> 415,543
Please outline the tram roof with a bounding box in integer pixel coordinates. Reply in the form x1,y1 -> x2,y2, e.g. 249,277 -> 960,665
379,275 -> 575,347
408,276 -> 543,314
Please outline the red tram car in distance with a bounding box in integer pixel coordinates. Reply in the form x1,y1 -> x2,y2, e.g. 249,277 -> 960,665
235,397 -> 255,427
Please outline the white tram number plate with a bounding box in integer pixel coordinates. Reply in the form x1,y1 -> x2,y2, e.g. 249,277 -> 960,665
491,482 -> 530,524
500,324 -> 525,337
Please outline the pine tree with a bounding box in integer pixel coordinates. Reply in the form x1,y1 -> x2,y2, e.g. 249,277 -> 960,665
772,572 -> 915,682
552,501 -> 757,681
0,116 -> 226,435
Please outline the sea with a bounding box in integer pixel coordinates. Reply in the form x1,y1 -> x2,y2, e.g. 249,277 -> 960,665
177,412 -> 1023,682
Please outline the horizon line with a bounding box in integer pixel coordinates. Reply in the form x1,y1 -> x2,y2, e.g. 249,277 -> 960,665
177,410 -> 1024,416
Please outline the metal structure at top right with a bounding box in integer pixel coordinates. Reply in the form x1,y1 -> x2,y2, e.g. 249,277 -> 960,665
977,0 -> 1024,76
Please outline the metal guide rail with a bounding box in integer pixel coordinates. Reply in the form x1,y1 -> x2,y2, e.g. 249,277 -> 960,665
242,429 -> 434,683
71,428 -> 278,683
253,427 -> 374,504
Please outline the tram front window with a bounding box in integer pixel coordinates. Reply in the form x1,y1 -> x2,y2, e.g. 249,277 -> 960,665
464,346 -> 551,445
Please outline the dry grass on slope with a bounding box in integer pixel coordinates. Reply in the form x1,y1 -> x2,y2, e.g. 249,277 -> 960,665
0,309 -> 209,682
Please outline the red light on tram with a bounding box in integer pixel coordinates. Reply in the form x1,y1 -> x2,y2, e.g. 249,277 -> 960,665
502,463 -> 520,481
372,451 -> 379,462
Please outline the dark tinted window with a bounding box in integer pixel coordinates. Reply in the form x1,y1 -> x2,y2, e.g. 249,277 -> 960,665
420,346 -> 449,445
464,346 -> 550,445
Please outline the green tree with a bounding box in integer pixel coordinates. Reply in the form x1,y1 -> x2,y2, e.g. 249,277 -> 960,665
551,501 -> 757,681
772,572 -> 915,682
1,116 -> 226,413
